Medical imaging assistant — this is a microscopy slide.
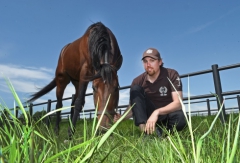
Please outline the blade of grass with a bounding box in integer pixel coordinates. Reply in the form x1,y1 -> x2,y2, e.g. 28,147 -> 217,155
93,94 -> 111,136
228,113 -> 240,162
91,97 -> 99,137
168,77 -> 197,161
82,109 -> 87,142
3,76 -> 29,125
226,114 -> 231,162
35,106 -> 72,125
167,136 -> 185,163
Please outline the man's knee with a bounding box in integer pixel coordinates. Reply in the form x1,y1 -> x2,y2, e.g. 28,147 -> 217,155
130,85 -> 145,104
130,85 -> 143,93
176,115 -> 187,131
168,110 -> 187,131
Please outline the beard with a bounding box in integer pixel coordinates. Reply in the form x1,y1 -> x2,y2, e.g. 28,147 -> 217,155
146,68 -> 156,76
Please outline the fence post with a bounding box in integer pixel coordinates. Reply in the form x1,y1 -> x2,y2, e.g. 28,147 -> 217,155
90,112 -> 92,119
212,64 -> 226,123
71,94 -> 75,104
14,106 -> 19,127
237,95 -> 240,112
206,99 -> 211,116
15,106 -> 19,118
46,100 -> 52,127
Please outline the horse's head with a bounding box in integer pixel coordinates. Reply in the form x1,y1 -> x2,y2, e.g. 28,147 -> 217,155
92,71 -> 119,130
92,54 -> 122,132
87,22 -> 123,132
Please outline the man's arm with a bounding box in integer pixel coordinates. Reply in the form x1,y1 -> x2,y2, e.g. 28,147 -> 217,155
145,91 -> 183,134
156,91 -> 183,115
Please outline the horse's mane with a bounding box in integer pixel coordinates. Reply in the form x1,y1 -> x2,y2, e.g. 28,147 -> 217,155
87,22 -> 115,84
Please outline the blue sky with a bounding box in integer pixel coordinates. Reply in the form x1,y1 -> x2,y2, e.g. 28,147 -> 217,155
1,1 -> 240,115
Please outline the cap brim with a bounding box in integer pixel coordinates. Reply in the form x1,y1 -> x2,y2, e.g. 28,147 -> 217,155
141,56 -> 159,60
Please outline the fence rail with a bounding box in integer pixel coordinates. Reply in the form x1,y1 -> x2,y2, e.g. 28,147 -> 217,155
2,63 -> 240,126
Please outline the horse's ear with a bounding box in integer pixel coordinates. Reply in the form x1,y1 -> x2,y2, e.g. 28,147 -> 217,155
114,54 -> 123,71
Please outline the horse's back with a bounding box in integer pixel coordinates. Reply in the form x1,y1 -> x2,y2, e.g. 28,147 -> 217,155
56,34 -> 91,77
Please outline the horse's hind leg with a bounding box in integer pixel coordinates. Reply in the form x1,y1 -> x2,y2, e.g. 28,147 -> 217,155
55,75 -> 70,135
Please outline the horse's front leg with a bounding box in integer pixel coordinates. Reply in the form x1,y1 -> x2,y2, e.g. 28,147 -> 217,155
68,81 -> 88,139
55,102 -> 63,135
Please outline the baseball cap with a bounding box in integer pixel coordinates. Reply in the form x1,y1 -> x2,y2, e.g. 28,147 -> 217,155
141,48 -> 161,60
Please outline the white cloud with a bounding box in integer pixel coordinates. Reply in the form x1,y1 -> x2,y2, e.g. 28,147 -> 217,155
13,80 -> 44,93
188,22 -> 213,34
0,64 -> 55,107
0,64 -> 54,96
119,89 -> 129,106
0,82 -> 9,93
0,64 -> 52,80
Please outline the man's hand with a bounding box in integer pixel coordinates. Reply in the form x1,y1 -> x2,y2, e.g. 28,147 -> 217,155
145,110 -> 159,134
113,113 -> 121,123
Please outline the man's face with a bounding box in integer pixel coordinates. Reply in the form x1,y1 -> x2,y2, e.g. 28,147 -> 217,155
142,57 -> 162,76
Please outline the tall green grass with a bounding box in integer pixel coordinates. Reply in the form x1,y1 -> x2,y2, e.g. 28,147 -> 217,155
167,76 -> 240,163
0,78 -> 132,162
0,78 -> 240,162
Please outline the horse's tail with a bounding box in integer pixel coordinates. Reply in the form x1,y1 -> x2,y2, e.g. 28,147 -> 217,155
27,78 -> 56,103
88,22 -> 113,84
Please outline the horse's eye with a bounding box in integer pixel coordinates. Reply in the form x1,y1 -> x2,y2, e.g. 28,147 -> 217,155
92,87 -> 96,92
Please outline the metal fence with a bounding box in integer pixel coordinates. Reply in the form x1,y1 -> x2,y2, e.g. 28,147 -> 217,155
3,63 -> 240,126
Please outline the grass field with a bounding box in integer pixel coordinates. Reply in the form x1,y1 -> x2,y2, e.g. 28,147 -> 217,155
1,110 -> 240,163
0,78 -> 240,162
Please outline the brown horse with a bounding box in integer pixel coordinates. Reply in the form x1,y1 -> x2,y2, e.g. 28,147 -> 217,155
27,22 -> 122,137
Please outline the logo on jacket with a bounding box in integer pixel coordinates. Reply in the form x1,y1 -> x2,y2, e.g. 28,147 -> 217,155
159,86 -> 167,96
